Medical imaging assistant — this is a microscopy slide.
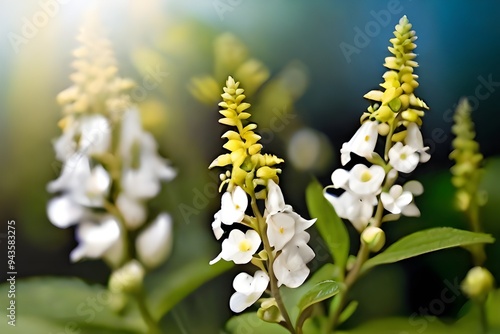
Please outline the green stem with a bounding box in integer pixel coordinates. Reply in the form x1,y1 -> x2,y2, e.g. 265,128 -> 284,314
248,189 -> 296,334
135,291 -> 161,334
466,198 -> 486,266
478,300 -> 488,334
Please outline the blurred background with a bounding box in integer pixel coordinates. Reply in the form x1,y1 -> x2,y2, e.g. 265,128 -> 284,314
1,0 -> 500,332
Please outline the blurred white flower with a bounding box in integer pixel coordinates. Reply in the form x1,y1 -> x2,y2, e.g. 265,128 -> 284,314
47,196 -> 85,228
340,121 -> 378,165
70,217 -> 121,262
229,271 -> 269,313
136,213 -> 173,268
116,194 -> 146,230
209,229 -> 261,265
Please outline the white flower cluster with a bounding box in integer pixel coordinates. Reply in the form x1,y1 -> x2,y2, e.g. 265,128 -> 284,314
326,120 -> 428,231
47,108 -> 175,268
210,180 -> 315,313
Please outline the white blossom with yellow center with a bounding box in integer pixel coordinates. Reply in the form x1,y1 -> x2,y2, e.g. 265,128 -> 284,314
340,121 -> 378,165
209,229 -> 261,265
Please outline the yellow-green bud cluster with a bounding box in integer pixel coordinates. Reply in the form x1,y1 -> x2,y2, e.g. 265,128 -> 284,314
56,14 -> 134,126
449,99 -> 484,211
210,76 -> 283,191
362,15 -> 428,140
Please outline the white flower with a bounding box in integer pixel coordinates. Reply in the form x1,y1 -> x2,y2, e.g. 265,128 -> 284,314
229,271 -> 269,313
47,154 -> 91,194
116,194 -> 146,230
265,180 -> 316,251
325,191 -> 376,231
220,186 -> 248,225
136,213 -> 174,268
70,217 -> 121,262
79,114 -> 111,156
119,109 -> 176,201
348,164 -> 385,196
381,185 -> 413,214
265,180 -> 286,215
209,229 -> 261,265
330,168 -> 350,189
273,232 -> 315,288
340,121 -> 378,165
53,115 -> 111,162
122,165 -> 162,200
388,142 -> 419,173
77,165 -> 111,207
47,196 -> 85,228
405,122 -> 431,163
266,212 -> 295,251
401,180 -> 424,217
211,210 -> 224,240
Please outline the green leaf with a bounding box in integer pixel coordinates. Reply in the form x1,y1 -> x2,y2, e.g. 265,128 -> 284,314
146,258 -> 233,319
306,178 -> 350,277
0,277 -> 144,333
296,280 -> 340,330
362,227 -> 495,272
337,300 -> 358,325
281,263 -> 340,323
226,312 -> 289,334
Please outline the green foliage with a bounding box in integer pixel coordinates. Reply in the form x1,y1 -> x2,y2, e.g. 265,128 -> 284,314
306,178 -> 350,278
334,288 -> 500,333
0,277 -> 144,333
296,280 -> 340,331
362,227 -> 495,272
146,258 -> 232,319
0,258 -> 232,334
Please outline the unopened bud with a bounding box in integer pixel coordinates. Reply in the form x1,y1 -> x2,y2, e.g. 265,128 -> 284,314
461,266 -> 495,301
361,226 -> 385,252
109,260 -> 145,294
257,298 -> 284,324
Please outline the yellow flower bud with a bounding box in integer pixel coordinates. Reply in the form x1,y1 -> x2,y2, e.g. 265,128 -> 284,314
256,166 -> 280,180
361,226 -> 385,252
461,266 -> 495,301
257,298 -> 284,324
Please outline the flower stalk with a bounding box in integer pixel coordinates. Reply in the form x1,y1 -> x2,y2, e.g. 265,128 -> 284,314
323,16 -> 429,332
209,76 -> 316,333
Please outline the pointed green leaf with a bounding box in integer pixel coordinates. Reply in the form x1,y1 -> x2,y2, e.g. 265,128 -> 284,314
338,300 -> 359,326
306,178 -> 349,277
296,280 -> 340,330
362,228 -> 495,273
